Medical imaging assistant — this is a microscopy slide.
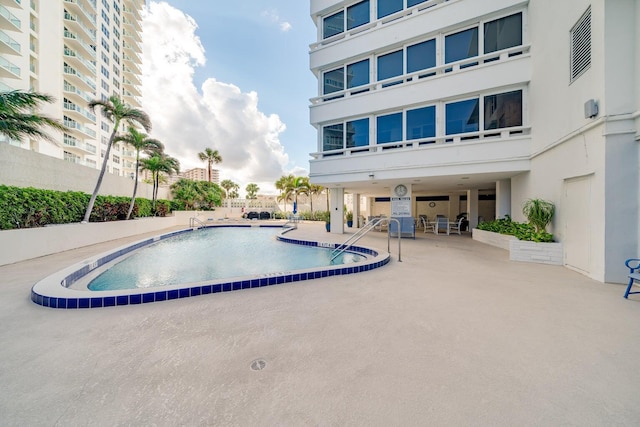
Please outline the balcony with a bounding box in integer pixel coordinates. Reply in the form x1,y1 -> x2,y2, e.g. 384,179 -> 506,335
0,29 -> 20,55
64,117 -> 96,138
123,39 -> 141,54
0,4 -> 21,30
63,0 -> 96,25
0,55 -> 20,78
122,16 -> 141,32
63,133 -> 97,154
64,10 -> 96,42
63,99 -> 96,122
63,64 -> 96,91
63,28 -> 96,59
122,28 -> 141,44
63,80 -> 95,104
64,45 -> 96,75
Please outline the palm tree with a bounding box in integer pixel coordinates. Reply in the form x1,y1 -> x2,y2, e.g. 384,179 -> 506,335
114,126 -> 163,220
292,176 -> 310,214
0,90 -> 66,141
198,147 -> 222,182
140,151 -> 180,209
83,95 -> 151,222
220,179 -> 236,207
275,174 -> 295,213
308,184 -> 324,218
245,183 -> 259,199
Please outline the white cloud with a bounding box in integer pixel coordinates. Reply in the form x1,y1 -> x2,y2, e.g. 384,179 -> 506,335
141,2 -> 291,194
261,9 -> 292,32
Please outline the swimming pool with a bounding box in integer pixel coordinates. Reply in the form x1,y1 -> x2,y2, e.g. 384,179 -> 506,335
31,225 -> 390,309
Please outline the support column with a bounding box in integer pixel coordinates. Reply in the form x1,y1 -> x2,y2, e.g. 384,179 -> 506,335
496,179 -> 511,219
353,193 -> 361,228
467,189 -> 479,229
330,188 -> 344,234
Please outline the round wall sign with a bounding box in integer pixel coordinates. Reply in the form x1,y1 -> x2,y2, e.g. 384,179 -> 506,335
429,202 -> 436,207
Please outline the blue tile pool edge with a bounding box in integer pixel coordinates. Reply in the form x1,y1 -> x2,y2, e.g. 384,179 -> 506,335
31,225 -> 390,309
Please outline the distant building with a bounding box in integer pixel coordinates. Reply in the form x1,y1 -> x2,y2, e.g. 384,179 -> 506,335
180,167 -> 219,183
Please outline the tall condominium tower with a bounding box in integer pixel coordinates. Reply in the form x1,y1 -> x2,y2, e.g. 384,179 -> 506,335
309,0 -> 639,283
0,0 -> 144,178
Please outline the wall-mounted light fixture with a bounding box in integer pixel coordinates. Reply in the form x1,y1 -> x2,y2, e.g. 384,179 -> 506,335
584,99 -> 599,119
368,173 -> 375,179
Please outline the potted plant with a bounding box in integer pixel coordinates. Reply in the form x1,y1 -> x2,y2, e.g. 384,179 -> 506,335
346,211 -> 353,227
318,210 -> 331,232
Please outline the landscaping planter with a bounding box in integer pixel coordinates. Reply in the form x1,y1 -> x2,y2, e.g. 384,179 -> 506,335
472,228 -> 563,266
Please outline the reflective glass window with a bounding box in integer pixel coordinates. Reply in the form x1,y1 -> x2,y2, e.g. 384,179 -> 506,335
323,11 -> 344,39
346,118 -> 370,147
484,90 -> 522,130
445,28 -> 479,63
484,13 -> 522,53
407,39 -> 436,73
323,68 -> 344,94
446,99 -> 480,134
408,0 -> 429,6
347,59 -> 370,88
323,124 -> 344,151
378,0 -> 402,19
406,106 -> 436,140
377,50 -> 403,81
347,1 -> 370,30
377,112 -> 403,144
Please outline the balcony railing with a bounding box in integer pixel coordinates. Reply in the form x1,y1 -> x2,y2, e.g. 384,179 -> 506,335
63,64 -> 96,90
64,46 -> 96,74
63,0 -> 96,25
310,126 -> 531,160
64,10 -> 96,42
63,100 -> 96,122
63,28 -> 96,59
0,4 -> 21,29
63,80 -> 94,103
0,29 -> 20,53
64,117 -> 96,138
0,55 -> 20,77
310,45 -> 530,105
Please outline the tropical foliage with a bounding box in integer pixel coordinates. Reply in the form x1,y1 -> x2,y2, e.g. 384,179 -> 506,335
170,179 -> 223,210
245,183 -> 259,199
275,175 -> 311,214
114,126 -> 163,220
0,90 -> 66,142
140,151 -> 180,209
476,215 -> 554,242
522,198 -> 555,233
198,147 -> 222,182
0,185 -> 170,230
83,95 -> 151,222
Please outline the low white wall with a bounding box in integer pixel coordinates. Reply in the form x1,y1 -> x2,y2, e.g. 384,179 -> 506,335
0,217 -> 177,266
509,240 -> 564,266
0,143 -> 169,199
471,228 -> 516,251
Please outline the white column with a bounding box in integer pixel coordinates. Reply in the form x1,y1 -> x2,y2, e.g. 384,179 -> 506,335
330,188 -> 344,234
467,189 -> 479,229
353,193 -> 361,228
496,179 -> 511,219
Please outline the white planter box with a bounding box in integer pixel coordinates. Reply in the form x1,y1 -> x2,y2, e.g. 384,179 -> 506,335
509,240 -> 564,265
472,228 -> 517,250
473,228 -> 564,266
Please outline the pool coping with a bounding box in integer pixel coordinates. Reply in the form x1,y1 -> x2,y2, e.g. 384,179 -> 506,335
30,224 -> 390,309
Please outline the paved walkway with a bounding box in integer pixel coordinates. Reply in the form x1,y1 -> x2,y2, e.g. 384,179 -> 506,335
1,222 -> 639,426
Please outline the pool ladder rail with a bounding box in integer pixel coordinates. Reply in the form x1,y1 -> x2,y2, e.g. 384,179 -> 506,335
330,217 -> 402,262
189,217 -> 207,229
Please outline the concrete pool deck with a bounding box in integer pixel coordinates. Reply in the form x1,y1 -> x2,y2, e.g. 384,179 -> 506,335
1,222 -> 639,426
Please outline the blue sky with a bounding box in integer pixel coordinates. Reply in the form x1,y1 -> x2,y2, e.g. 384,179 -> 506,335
141,1 -> 317,194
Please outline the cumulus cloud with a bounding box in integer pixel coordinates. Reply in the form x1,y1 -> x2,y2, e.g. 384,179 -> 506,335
261,9 -> 292,32
141,2 -> 290,193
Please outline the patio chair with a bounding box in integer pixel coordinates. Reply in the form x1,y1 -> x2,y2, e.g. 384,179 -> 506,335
421,217 -> 435,233
435,217 -> 449,235
449,217 -> 465,235
624,258 -> 640,298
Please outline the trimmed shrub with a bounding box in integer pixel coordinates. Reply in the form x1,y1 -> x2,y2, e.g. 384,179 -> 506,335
476,215 -> 554,242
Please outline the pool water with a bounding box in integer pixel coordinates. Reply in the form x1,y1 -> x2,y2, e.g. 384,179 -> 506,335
88,227 -> 364,291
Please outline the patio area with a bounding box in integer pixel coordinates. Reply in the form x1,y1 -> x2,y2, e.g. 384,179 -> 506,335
1,222 -> 639,426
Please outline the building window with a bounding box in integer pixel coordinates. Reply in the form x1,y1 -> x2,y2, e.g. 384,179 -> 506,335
408,0 -> 429,6
484,13 -> 522,54
378,0 -> 403,19
323,124 -> 343,151
377,50 -> 403,84
113,155 -> 120,164
445,27 -> 478,63
346,118 -> 369,148
484,90 -> 522,130
323,68 -> 344,95
347,1 -> 370,30
406,105 -> 436,140
377,112 -> 402,144
407,39 -> 436,73
323,11 -> 344,39
101,121 -> 110,132
446,98 -> 479,135
346,59 -> 369,89
570,7 -> 591,82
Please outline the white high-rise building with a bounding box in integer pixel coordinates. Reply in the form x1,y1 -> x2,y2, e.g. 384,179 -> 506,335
0,0 -> 144,178
309,0 -> 639,283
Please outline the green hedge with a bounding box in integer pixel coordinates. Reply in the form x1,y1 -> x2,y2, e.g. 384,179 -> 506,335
0,185 -> 172,230
476,215 -> 554,242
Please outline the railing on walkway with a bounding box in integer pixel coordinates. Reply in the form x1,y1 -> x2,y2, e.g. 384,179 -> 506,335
189,217 -> 206,229
331,217 -> 402,262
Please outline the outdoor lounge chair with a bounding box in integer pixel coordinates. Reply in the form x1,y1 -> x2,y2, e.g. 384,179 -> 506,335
421,217 -> 435,233
449,217 -> 465,235
624,258 -> 640,298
